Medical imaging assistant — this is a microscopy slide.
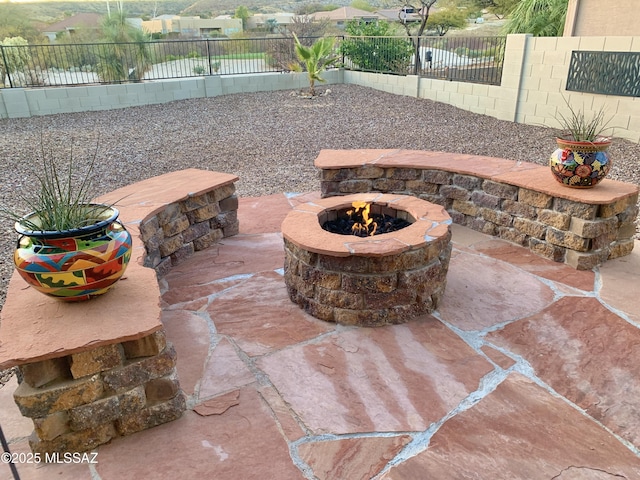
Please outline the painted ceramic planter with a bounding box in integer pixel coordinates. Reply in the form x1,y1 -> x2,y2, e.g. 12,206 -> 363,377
549,137 -> 612,188
13,205 -> 132,302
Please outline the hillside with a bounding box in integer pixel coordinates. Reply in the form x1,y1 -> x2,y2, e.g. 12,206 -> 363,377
3,1 -> 198,23
2,0 -> 505,38
2,0 -> 354,23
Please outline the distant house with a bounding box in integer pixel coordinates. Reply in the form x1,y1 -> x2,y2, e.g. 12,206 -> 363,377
246,13 -> 295,31
312,7 -> 384,28
141,15 -> 242,38
376,7 -> 423,24
41,13 -> 103,43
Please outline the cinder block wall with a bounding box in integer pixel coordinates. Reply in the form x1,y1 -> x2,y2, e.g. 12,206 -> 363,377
515,35 -> 640,142
0,70 -> 344,119
347,34 -> 640,143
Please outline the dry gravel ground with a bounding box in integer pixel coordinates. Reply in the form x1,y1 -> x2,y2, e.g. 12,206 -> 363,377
1,83 -> 639,312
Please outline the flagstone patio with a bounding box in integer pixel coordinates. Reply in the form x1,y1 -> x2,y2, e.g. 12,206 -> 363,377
2,191 -> 640,480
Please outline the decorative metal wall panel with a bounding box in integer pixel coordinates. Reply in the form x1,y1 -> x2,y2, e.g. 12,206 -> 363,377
566,51 -> 640,97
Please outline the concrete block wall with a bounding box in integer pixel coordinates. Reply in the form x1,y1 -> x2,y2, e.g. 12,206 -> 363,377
515,35 -> 640,143
565,0 -> 639,39
218,69 -> 343,94
0,70 -> 343,118
343,34 -> 528,123
345,35 -> 640,143
342,71 -> 419,98
417,34 -> 527,122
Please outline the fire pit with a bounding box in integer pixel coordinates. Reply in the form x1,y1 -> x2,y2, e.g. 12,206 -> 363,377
282,193 -> 452,327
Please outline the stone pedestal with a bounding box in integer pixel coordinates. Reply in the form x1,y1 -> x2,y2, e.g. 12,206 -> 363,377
13,331 -> 185,454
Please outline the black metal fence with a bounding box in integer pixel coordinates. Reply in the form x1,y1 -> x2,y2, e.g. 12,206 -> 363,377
0,35 -> 506,89
414,36 -> 505,85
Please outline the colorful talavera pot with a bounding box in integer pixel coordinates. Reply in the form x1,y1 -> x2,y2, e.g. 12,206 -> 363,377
13,205 -> 132,301
549,137 -> 612,188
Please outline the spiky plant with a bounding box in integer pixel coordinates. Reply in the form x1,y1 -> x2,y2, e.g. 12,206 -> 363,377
556,98 -> 613,143
293,33 -> 338,96
0,137 -> 111,233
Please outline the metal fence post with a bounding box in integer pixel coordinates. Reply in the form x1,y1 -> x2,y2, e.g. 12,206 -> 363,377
0,424 -> 20,480
206,39 -> 213,76
413,36 -> 421,76
0,368 -> 20,480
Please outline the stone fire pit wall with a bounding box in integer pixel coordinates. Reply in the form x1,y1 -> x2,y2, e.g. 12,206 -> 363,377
0,169 -> 239,456
282,193 -> 452,327
316,149 -> 640,270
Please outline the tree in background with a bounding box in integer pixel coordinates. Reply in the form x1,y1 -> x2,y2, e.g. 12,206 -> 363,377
397,0 -> 437,69
265,18 -> 278,33
476,0 -> 520,19
502,0 -> 567,36
48,27 -> 103,72
426,6 -> 468,35
398,0 -> 438,38
266,15 -> 331,71
0,36 -> 31,87
234,6 -> 250,29
286,15 -> 331,41
341,20 -> 413,73
96,11 -> 152,82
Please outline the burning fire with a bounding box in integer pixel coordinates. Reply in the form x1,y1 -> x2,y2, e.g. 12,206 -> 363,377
347,201 -> 377,236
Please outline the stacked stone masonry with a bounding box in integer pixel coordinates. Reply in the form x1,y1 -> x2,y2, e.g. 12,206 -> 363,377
0,169 -> 239,456
138,182 -> 239,277
281,194 -> 453,326
13,332 -> 185,455
284,237 -> 452,326
316,150 -> 640,270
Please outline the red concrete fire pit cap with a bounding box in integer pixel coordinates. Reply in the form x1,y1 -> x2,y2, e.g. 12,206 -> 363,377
281,193 -> 451,258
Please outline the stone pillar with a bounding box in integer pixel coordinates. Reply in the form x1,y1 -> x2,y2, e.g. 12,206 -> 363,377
12,330 -> 185,455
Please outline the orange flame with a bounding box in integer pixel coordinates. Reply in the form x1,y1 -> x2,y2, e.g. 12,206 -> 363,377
348,201 -> 377,236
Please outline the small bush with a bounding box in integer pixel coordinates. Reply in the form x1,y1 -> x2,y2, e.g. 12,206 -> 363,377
193,65 -> 206,75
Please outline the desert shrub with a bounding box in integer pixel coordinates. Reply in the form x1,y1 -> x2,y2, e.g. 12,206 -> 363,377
341,20 -> 413,73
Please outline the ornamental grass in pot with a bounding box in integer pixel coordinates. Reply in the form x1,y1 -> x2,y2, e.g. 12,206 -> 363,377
0,139 -> 132,302
549,99 -> 614,188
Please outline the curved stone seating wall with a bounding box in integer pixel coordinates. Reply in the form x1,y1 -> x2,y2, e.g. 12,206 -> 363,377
316,150 -> 639,270
0,169 -> 239,456
123,175 -> 240,278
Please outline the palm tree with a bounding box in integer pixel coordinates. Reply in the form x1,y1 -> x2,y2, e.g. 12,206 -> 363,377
502,0 -> 567,37
293,33 -> 338,96
97,11 -> 152,82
